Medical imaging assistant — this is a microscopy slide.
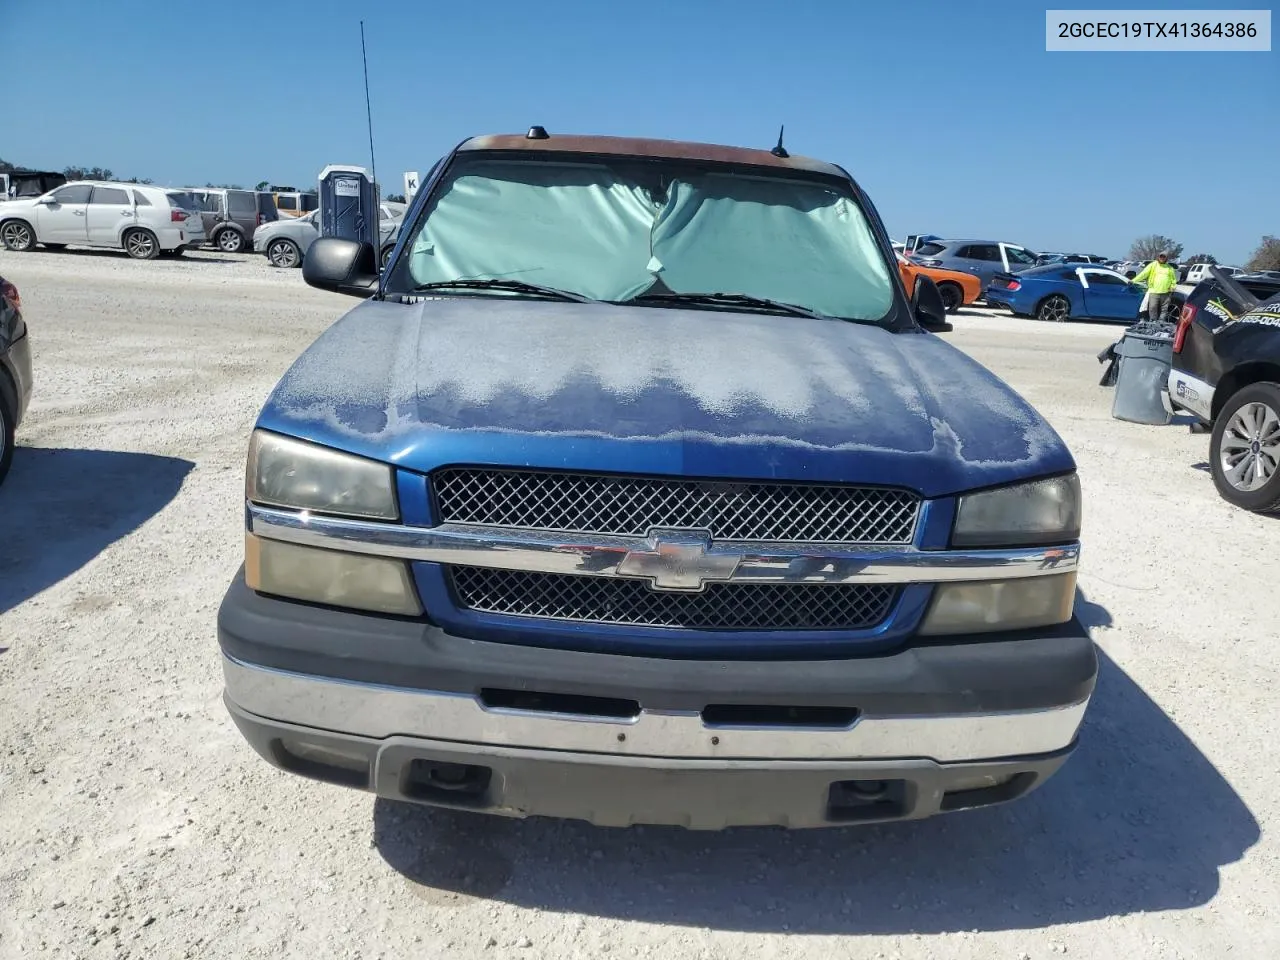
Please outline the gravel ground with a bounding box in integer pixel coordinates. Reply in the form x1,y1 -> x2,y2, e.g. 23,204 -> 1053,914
0,248 -> 1276,960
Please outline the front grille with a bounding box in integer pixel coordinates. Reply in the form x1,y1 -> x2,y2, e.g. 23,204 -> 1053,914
432,469 -> 920,544
448,567 -> 898,631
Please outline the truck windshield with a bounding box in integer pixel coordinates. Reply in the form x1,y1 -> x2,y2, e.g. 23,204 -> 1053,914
387,156 -> 895,323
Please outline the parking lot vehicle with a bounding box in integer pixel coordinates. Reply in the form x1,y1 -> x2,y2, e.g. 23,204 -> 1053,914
897,252 -> 980,313
909,239 -> 1040,293
1,170 -> 67,200
1183,262 -> 1245,286
0,275 -> 31,484
0,181 -> 204,259
1036,252 -> 1109,266
271,188 -> 318,219
218,131 -> 1096,829
186,188 -> 278,252
253,206 -> 401,268
1169,269 -> 1280,512
986,263 -> 1184,324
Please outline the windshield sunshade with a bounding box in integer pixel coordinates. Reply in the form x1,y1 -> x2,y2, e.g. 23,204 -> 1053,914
406,160 -> 657,301
399,158 -> 893,322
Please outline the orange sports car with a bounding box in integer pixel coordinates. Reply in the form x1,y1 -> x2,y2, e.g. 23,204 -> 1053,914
896,254 -> 981,315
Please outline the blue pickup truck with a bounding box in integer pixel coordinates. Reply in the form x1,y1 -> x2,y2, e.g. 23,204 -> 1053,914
216,131 -> 1095,828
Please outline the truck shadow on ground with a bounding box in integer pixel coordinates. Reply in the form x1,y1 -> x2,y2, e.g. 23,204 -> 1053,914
0,447 -> 192,616
36,248 -> 244,265
373,592 -> 1258,934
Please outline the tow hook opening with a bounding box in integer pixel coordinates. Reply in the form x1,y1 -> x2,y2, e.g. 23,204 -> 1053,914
403,759 -> 493,806
827,778 -> 909,821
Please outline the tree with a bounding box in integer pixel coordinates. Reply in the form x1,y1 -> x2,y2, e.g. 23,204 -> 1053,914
255,180 -> 270,191
1184,252 -> 1217,265
63,165 -> 114,181
385,193 -> 406,203
1245,236 -> 1280,273
1128,234 -> 1184,261
0,158 -> 14,173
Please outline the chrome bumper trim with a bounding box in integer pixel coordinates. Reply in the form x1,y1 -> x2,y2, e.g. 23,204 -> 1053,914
246,503 -> 1079,587
222,656 -> 1089,763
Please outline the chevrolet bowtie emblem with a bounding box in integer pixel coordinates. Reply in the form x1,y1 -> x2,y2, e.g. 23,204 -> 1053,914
615,529 -> 741,592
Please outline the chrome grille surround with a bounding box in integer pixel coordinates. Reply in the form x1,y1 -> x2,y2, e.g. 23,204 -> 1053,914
431,468 -> 921,544
448,566 -> 899,631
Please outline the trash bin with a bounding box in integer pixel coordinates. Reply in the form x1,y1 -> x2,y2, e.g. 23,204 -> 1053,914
1111,325 -> 1174,425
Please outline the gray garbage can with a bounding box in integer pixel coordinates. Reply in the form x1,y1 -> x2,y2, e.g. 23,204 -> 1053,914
1111,327 -> 1174,424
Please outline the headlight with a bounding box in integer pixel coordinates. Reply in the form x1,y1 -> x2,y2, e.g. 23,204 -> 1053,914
919,572 -> 1076,636
245,535 -> 422,616
246,430 -> 398,520
952,474 -> 1081,547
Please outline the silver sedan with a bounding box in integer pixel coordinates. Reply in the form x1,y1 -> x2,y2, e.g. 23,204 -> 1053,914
253,208 -> 402,269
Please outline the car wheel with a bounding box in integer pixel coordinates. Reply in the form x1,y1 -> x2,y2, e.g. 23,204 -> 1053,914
1,220 -> 36,252
1210,382 -> 1280,513
1036,294 -> 1071,323
124,229 -> 160,260
0,394 -> 13,485
937,282 -> 963,314
267,238 -> 301,268
41,243 -> 67,252
216,229 -> 245,253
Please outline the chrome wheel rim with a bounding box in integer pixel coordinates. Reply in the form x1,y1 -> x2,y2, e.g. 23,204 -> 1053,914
218,231 -> 242,252
127,232 -> 155,258
2,222 -> 32,250
1220,401 -> 1280,492
1040,297 -> 1069,322
269,240 -> 298,267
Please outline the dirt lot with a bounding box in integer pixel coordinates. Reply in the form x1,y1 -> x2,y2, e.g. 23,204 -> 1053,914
0,248 -> 1276,960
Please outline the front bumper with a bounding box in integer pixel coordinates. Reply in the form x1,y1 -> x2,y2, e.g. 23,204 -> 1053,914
218,574 -> 1097,828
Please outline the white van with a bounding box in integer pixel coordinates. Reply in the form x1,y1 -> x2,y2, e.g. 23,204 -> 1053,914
0,181 -> 206,259
1184,262 -> 1245,286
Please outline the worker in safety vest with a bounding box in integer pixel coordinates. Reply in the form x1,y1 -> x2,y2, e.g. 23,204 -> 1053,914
1131,251 -> 1179,324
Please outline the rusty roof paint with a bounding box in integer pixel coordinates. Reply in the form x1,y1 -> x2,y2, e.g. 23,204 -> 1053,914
458,134 -> 848,178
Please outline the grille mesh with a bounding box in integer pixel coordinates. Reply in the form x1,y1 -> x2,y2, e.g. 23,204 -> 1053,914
432,469 -> 919,544
448,567 -> 898,631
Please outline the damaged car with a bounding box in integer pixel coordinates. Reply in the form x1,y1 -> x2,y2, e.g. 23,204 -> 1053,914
217,130 -> 1095,829
1170,268 -> 1280,512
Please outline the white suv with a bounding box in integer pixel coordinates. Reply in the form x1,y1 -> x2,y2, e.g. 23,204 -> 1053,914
0,181 -> 206,259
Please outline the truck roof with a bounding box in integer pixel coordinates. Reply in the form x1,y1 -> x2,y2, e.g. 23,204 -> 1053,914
457,132 -> 848,178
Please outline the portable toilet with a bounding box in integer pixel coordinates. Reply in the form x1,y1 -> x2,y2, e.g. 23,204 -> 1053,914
317,165 -> 377,248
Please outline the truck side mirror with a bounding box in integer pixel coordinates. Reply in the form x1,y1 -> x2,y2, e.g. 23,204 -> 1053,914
302,237 -> 380,298
912,275 -> 952,332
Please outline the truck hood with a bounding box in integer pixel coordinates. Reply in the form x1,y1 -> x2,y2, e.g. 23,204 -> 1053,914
259,297 -> 1073,497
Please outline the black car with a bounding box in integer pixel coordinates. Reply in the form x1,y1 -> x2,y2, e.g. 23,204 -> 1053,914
1169,268 -> 1280,512
0,274 -> 32,484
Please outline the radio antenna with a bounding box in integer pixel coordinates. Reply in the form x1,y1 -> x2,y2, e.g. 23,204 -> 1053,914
360,20 -> 378,198
771,125 -> 789,158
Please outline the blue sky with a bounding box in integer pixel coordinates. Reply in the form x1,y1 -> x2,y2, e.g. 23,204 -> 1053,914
6,0 -> 1277,262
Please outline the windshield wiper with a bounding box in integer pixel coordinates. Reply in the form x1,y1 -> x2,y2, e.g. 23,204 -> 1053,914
409,279 -> 593,303
619,291 -> 834,322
